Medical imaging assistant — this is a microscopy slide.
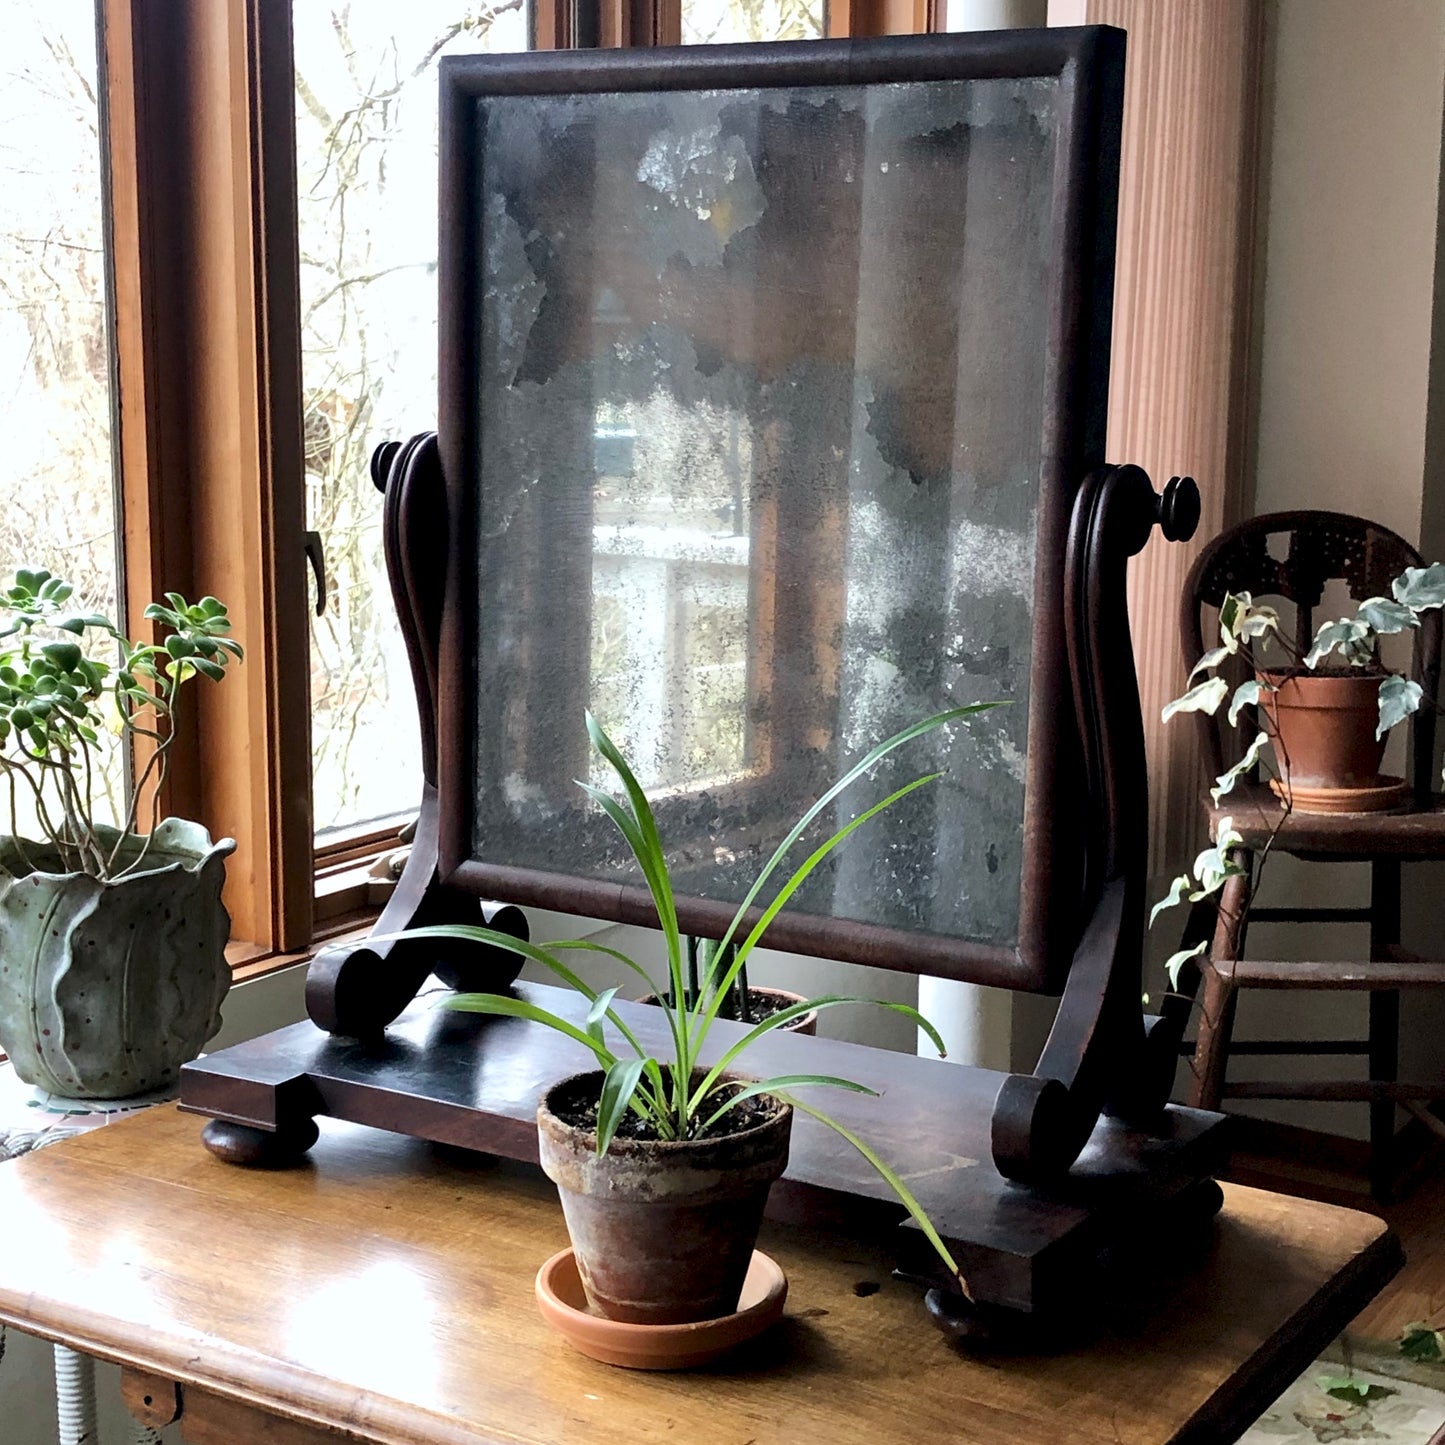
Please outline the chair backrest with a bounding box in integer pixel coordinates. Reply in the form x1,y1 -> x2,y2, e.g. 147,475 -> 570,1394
1180,509 -> 1441,798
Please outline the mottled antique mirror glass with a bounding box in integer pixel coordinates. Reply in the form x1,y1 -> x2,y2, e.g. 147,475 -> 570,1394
438,36 -> 1121,991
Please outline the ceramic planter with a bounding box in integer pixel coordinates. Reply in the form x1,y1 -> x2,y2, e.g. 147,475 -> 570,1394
637,986 -> 819,1036
0,819 -> 234,1099
537,1069 -> 792,1326
1258,670 -> 1387,792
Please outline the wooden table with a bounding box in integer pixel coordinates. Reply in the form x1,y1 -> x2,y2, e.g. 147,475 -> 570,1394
0,1106 -> 1400,1445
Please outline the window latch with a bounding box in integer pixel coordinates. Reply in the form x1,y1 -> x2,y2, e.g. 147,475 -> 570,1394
303,531 -> 326,617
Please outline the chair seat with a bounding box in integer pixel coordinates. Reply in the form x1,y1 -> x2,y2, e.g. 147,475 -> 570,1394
1205,783 -> 1445,859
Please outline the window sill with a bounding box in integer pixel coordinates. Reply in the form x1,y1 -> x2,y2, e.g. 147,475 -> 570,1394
225,908 -> 379,986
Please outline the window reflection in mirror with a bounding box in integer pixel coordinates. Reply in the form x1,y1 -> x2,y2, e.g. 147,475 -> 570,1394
473,77 -> 1056,955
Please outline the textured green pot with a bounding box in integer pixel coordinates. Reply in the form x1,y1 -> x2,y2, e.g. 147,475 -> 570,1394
0,819 -> 234,1099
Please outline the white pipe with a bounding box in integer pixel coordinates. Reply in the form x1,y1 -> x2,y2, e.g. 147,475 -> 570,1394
54,1345 -> 97,1445
917,976 -> 1013,1072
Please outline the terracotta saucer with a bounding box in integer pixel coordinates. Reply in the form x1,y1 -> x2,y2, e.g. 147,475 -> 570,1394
1268,775 -> 1413,815
534,1248 -> 787,1370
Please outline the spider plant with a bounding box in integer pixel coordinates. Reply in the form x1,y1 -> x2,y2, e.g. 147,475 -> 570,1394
373,705 -> 999,1294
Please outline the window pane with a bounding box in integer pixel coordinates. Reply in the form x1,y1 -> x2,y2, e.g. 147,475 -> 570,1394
681,2 -> 826,44
295,3 -> 531,837
0,2 -> 123,833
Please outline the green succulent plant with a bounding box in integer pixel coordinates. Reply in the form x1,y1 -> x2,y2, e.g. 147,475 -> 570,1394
352,705 -> 1001,1296
0,567 -> 241,880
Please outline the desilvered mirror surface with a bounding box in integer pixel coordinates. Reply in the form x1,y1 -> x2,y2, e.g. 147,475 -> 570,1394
471,75 -> 1058,955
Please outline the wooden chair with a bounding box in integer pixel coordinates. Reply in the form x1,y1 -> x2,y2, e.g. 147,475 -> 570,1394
1180,509 -> 1445,1198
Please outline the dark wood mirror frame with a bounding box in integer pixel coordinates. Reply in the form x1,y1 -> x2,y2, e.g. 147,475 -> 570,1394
433,28 -> 1123,995
182,28 -> 1228,1332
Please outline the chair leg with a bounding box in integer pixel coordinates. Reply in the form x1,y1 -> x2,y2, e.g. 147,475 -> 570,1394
1190,963 -> 1239,1111
1370,860 -> 1402,1202
1189,865 -> 1252,1112
1369,989 -> 1400,1202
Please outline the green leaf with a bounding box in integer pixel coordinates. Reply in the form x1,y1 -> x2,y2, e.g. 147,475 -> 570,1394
41,641 -> 81,673
165,635 -> 197,659
1357,596 -> 1418,635
692,994 -> 946,1112
1399,1323 -> 1445,1362
1150,874 -> 1191,928
1189,817 -> 1245,900
369,925 -> 662,1106
1188,644 -> 1235,680
1378,673 -> 1422,738
1227,678 -> 1274,727
1165,940 -> 1207,990
697,1075 -> 878,1134
780,1092 -> 969,1297
1306,617 -> 1372,669
1238,606 -> 1280,640
1218,591 -> 1251,637
583,713 -> 687,1081
713,704 -> 998,967
440,991 -> 618,1068
190,657 -> 226,682
1318,1374 -> 1394,1404
1162,677 -> 1229,723
706,774 -> 945,1029
1211,731 -> 1269,805
1393,562 -> 1445,611
585,987 -> 620,1048
595,1057 -> 648,1156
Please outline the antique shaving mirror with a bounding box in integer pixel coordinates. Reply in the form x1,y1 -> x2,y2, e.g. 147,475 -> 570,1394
182,27 -> 1219,1334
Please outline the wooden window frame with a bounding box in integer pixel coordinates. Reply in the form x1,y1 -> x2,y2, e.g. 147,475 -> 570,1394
95,0 -> 927,973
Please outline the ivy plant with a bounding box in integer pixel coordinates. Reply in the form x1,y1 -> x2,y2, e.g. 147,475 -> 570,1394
0,567 -> 241,880
1151,562 -> 1445,985
349,705 -> 999,1298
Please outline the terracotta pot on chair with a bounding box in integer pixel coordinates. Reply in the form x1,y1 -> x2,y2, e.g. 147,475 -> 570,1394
1258,670 -> 1404,812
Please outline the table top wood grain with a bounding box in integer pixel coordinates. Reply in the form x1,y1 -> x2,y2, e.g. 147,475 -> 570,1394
0,1105 -> 1401,1445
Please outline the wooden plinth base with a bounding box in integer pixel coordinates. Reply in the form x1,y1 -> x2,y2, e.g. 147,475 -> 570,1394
180,981 -> 1229,1329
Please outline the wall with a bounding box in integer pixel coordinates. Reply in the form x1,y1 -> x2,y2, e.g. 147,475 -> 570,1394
1231,0 -> 1445,1136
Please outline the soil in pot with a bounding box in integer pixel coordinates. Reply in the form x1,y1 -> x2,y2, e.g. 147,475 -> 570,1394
536,1068 -> 792,1327
1258,668 -> 1389,793
637,987 -> 818,1036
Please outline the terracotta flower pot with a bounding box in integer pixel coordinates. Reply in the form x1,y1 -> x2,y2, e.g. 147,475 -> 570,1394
1258,670 -> 1386,791
536,1069 -> 792,1326
637,986 -> 818,1036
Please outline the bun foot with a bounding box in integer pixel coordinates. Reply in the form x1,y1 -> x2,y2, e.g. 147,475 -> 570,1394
201,1116 -> 319,1167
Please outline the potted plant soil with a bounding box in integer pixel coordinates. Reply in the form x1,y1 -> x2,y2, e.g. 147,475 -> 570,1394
365,707 -> 990,1342
0,568 -> 241,1098
638,937 -> 818,1036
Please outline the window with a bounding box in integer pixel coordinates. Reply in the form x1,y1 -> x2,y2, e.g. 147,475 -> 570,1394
80,0 -> 934,963
0,2 -> 122,832
296,4 -> 533,838
681,2 -> 826,44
